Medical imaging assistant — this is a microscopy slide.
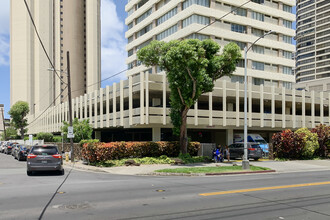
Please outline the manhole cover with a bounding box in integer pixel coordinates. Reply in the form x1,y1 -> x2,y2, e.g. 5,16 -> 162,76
53,202 -> 91,210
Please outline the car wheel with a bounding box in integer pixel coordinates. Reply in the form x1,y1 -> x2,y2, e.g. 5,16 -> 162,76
18,155 -> 21,161
254,158 -> 259,161
27,171 -> 33,176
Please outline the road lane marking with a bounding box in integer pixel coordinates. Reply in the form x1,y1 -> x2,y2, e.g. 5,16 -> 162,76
200,181 -> 330,196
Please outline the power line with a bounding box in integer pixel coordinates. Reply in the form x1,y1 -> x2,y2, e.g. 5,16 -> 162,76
23,0 -> 66,85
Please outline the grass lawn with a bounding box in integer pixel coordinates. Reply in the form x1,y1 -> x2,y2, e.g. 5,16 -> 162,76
155,165 -> 271,173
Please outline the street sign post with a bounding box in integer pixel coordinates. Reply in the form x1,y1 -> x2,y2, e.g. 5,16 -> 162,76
67,126 -> 74,139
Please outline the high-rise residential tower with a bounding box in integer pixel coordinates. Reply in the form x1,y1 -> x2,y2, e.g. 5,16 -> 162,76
295,0 -> 330,92
125,0 -> 295,88
10,0 -> 101,116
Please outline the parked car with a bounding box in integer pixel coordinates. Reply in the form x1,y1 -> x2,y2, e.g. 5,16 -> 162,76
225,142 -> 263,161
4,142 -> 15,155
27,145 -> 64,176
15,145 -> 30,161
0,142 -> 7,153
11,144 -> 20,157
233,133 -> 269,154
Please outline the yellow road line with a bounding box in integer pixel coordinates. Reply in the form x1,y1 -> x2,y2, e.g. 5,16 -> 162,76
200,181 -> 330,196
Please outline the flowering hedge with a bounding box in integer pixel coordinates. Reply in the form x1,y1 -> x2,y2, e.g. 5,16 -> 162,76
81,141 -> 201,162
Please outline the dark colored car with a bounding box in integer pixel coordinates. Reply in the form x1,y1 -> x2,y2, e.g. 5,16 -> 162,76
15,145 -> 29,161
27,145 -> 64,176
226,142 -> 263,161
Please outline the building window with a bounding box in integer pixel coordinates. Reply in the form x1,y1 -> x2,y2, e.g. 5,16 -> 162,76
182,0 -> 210,10
128,22 -> 133,30
231,24 -> 246,33
136,23 -> 153,38
283,51 -> 293,59
136,8 -> 152,24
252,61 -> 264,70
252,11 -> 264,21
251,0 -> 264,4
186,33 -> 209,40
283,66 -> 293,75
137,0 -> 149,9
128,49 -> 133,57
253,78 -> 264,86
252,45 -> 264,54
127,8 -> 134,17
283,19 -> 292,29
252,28 -> 264,37
157,7 -> 177,26
231,75 -> 244,83
156,24 -> 178,40
283,35 -> 292,44
137,38 -> 152,51
283,4 -> 292,13
231,6 -> 247,17
182,14 -> 210,28
128,35 -> 133,44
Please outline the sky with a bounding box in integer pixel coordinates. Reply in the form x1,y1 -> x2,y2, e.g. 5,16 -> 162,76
0,0 -> 128,118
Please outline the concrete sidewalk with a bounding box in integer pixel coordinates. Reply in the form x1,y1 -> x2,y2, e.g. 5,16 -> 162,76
63,159 -> 330,176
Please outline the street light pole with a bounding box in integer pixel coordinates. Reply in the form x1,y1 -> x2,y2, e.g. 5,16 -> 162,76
243,30 -> 274,170
66,51 -> 74,162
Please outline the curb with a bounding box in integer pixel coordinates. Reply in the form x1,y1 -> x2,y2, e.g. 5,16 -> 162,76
146,170 -> 276,176
63,164 -> 107,173
205,170 -> 276,176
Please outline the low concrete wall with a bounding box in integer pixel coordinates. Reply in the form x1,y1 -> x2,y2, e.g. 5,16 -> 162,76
45,142 -> 82,159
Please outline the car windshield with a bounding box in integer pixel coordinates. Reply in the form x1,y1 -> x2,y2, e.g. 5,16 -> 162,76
251,144 -> 261,148
255,139 -> 267,144
31,146 -> 58,155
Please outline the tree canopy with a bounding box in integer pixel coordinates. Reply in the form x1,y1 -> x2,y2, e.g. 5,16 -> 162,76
138,39 -> 241,153
8,101 -> 29,139
61,118 -> 93,143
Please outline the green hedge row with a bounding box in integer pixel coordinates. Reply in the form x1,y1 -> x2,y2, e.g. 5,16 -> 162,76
81,141 -> 201,162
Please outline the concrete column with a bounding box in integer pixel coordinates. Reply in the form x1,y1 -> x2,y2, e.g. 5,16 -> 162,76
89,92 -> 93,127
292,89 -> 296,128
100,88 -> 104,128
94,90 -> 98,128
312,90 -> 315,128
260,84 -> 264,127
248,82 -> 252,127
140,72 -> 145,124
226,129 -> 234,145
236,82 -> 240,127
282,87 -> 285,128
302,90 -> 306,127
329,93 -> 330,125
106,86 -> 110,127
222,80 -> 226,126
152,127 -> 161,141
210,92 -> 213,126
145,72 -> 149,124
271,86 -> 275,128
129,76 -> 133,126
228,103 -> 234,111
320,92 -> 324,124
120,80 -> 124,126
84,94 -> 88,119
80,96 -> 83,120
95,131 -> 101,141
113,83 -> 117,127
163,74 -> 166,125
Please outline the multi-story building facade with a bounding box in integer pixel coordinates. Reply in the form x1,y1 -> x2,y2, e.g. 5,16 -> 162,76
24,0 -> 330,147
295,0 -> 330,92
10,0 -> 101,116
125,0 -> 295,89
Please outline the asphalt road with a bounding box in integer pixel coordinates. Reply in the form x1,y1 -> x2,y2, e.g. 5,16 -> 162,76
1,153 -> 330,220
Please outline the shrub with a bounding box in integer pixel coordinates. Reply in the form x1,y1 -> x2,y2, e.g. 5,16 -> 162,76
36,132 -> 54,142
311,124 -> 330,157
272,129 -> 304,159
53,136 -> 63,143
81,141 -> 201,162
296,128 -> 319,159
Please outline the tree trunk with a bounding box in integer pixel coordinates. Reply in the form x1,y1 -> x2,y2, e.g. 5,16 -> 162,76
180,108 -> 189,154
20,127 -> 24,140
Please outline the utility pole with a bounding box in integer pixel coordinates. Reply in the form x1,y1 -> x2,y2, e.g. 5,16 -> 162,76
1,108 -> 6,141
67,51 -> 74,162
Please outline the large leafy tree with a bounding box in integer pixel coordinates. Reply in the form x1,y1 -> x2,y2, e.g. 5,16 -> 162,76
8,101 -> 29,139
1,126 -> 18,140
138,39 -> 241,153
61,118 -> 93,143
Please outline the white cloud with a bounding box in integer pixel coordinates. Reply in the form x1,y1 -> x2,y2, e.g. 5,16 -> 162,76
101,0 -> 127,85
0,0 -> 9,66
